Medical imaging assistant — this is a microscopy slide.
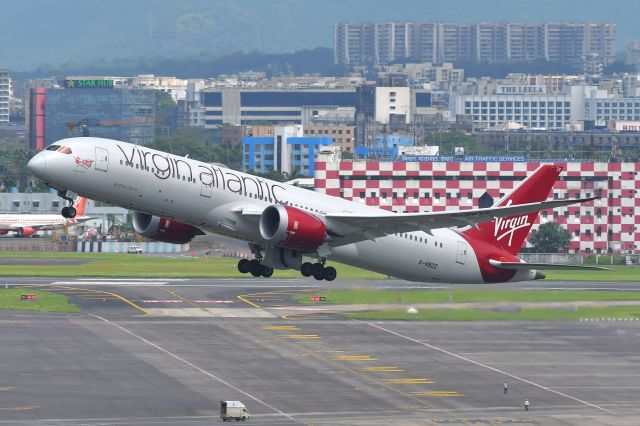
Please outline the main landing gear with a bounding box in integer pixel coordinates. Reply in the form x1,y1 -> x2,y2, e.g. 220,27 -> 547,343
237,258 -> 274,278
300,261 -> 337,282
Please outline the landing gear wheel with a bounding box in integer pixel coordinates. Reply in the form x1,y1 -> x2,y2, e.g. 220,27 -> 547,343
313,269 -> 326,281
249,260 -> 262,277
237,258 -> 250,274
67,206 -> 77,218
324,266 -> 337,281
61,206 -> 70,218
262,266 -> 274,278
300,262 -> 313,277
311,262 -> 324,276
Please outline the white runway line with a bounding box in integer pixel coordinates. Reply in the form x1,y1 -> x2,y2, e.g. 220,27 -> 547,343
88,314 -> 294,421
366,322 -> 613,414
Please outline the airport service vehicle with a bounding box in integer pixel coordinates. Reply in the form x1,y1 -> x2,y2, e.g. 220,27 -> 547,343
0,196 -> 90,237
27,137 -> 604,284
126,245 -> 143,254
220,400 -> 249,422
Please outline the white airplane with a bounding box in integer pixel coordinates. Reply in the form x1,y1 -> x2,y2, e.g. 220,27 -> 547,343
0,196 -> 91,237
28,137 -> 604,283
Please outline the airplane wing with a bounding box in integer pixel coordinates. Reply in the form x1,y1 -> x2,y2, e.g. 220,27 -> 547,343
489,259 -> 611,271
324,196 -> 598,246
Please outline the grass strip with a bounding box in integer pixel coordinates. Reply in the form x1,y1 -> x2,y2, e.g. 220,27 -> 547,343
0,289 -> 79,313
350,306 -> 640,321
297,289 -> 640,305
0,255 -> 385,279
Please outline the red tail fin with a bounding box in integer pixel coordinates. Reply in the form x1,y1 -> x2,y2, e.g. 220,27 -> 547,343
71,197 -> 87,222
463,164 -> 562,255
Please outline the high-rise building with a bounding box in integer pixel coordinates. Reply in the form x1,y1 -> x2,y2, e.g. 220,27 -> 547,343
626,42 -> 640,67
28,79 -> 156,150
333,21 -> 616,69
0,68 -> 10,123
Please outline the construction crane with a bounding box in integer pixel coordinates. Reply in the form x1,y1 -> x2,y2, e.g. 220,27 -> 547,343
65,118 -> 154,136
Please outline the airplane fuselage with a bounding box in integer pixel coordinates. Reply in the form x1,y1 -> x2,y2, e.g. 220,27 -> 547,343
29,138 -> 539,283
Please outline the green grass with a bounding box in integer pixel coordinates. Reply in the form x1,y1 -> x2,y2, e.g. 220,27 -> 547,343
543,265 -> 637,281
350,306 -> 640,321
0,252 -> 635,280
296,289 -> 640,305
0,253 -> 385,279
0,289 -> 79,313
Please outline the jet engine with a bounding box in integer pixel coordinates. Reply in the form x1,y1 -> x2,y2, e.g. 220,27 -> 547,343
132,212 -> 204,244
259,204 -> 326,251
18,227 -> 37,237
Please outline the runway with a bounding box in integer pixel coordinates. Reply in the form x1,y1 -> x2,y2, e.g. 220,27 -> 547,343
1,277 -> 640,425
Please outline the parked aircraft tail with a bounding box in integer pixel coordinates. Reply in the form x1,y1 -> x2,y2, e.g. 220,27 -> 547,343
71,196 -> 87,222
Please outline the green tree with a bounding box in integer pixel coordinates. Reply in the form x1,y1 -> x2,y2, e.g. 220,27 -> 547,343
529,222 -> 572,253
0,146 -> 48,191
147,127 -> 243,170
154,91 -> 177,137
423,132 -> 478,155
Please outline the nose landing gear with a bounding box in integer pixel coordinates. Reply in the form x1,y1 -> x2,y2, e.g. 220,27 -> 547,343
58,190 -> 77,218
61,206 -> 77,219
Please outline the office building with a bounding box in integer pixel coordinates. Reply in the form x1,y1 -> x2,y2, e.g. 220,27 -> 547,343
28,79 -> 156,150
334,21 -> 616,69
303,125 -> 355,153
0,68 -> 9,123
201,89 -> 358,127
242,125 -> 332,176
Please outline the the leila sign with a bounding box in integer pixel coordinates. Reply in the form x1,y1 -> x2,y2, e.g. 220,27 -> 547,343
496,85 -> 547,95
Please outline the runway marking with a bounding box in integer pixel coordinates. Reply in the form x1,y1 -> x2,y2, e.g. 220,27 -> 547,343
141,300 -> 183,303
0,405 -> 38,411
384,378 -> 433,384
88,313 -> 295,421
360,366 -> 404,372
412,391 -> 464,397
283,334 -> 321,339
261,325 -> 300,331
49,285 -> 150,315
79,278 -> 186,281
367,322 -> 613,414
237,294 -> 262,309
334,355 -> 378,361
0,387 -> 14,391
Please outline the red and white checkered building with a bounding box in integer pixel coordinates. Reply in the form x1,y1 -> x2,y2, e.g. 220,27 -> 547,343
314,161 -> 640,254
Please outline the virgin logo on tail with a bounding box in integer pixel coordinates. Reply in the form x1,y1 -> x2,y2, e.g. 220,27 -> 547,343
494,215 -> 531,246
493,200 -> 531,246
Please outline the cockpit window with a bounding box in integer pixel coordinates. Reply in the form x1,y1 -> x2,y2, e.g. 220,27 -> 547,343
45,145 -> 72,154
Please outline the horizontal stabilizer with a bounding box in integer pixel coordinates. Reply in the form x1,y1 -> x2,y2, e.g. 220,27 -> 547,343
489,259 -> 612,271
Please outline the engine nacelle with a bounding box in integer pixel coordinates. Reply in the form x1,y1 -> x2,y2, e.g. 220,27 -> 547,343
20,227 -> 38,237
259,204 -> 326,251
132,212 -> 203,244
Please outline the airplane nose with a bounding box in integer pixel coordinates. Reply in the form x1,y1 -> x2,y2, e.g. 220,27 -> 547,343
27,152 -> 47,178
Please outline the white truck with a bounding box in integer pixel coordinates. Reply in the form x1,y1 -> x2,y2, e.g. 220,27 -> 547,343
220,400 -> 249,421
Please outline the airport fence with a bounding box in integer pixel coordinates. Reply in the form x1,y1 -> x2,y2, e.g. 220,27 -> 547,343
76,241 -> 190,254
0,239 -> 76,252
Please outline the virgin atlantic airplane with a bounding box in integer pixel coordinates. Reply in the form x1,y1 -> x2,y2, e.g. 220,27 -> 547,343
28,137 -> 604,283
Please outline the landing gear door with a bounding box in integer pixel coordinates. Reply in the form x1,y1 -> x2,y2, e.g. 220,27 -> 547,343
456,241 -> 467,265
95,147 -> 108,172
200,173 -> 212,198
